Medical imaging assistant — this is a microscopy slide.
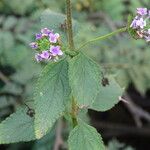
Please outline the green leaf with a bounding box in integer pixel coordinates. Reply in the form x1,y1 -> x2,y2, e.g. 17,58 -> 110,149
4,45 -> 28,67
3,16 -> 17,30
102,0 -> 124,21
5,0 -> 34,15
115,70 -> 130,89
69,52 -> 100,106
34,59 -> 70,139
0,31 -> 14,53
128,67 -> 147,95
41,9 -> 78,43
90,77 -> 123,111
0,107 -> 35,144
108,139 -> 135,150
11,51 -> 42,84
68,121 -> 105,150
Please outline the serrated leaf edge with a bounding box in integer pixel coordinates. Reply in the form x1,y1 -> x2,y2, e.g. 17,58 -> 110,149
0,107 -> 35,144
34,59 -> 68,139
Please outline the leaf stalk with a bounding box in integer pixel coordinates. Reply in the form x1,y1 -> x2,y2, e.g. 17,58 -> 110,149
77,27 -> 127,51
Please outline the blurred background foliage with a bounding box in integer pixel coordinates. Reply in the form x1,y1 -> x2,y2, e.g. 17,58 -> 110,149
0,0 -> 150,149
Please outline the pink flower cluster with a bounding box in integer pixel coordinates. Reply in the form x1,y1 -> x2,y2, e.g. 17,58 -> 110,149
29,28 -> 63,62
130,8 -> 150,42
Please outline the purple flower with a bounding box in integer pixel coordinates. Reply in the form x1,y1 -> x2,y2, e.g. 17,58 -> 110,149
137,8 -> 147,16
49,33 -> 60,43
35,53 -> 43,62
30,28 -> 63,62
130,17 -> 146,29
50,46 -> 63,56
36,33 -> 42,40
40,51 -> 50,59
41,28 -> 52,36
29,42 -> 38,49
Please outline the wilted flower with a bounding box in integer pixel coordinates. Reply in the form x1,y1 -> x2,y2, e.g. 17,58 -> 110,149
30,28 -> 63,62
144,36 -> 150,42
144,29 -> 150,42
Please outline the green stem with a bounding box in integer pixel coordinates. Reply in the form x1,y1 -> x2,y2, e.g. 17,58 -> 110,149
71,97 -> 78,128
66,0 -> 78,127
77,27 -> 127,51
66,0 -> 74,50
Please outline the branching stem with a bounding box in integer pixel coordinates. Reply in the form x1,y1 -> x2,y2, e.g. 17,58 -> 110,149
65,0 -> 127,128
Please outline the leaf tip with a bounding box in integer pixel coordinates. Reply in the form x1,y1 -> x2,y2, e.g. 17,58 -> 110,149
35,129 -> 44,139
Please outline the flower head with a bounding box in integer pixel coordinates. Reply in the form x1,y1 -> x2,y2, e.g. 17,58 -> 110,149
130,8 -> 150,42
30,28 -> 63,62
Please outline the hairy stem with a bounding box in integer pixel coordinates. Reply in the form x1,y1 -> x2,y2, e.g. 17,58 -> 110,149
66,0 -> 78,127
77,27 -> 127,51
66,0 -> 74,50
71,97 -> 78,128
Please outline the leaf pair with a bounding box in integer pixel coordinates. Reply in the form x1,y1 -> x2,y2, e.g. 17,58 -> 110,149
34,52 -> 122,150
33,52 -> 100,139
0,52 -> 123,148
